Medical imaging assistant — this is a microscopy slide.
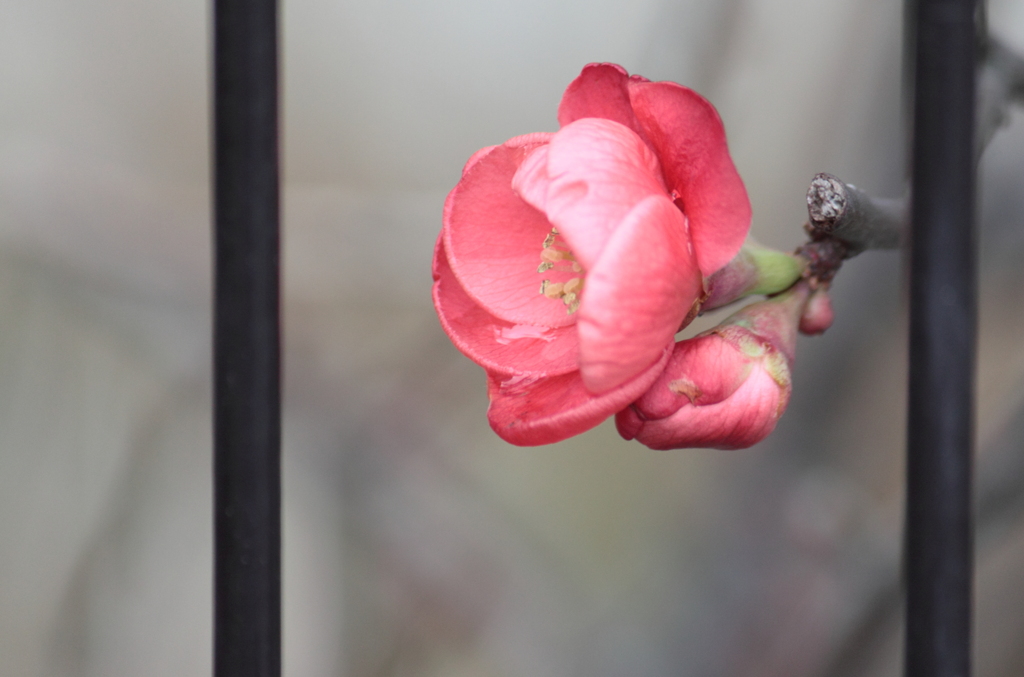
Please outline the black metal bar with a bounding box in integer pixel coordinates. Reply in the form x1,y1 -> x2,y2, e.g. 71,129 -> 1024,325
213,0 -> 281,675
905,0 -> 977,675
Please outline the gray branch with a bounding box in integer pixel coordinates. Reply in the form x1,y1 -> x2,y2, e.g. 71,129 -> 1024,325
804,38 -> 1024,258
805,174 -> 905,254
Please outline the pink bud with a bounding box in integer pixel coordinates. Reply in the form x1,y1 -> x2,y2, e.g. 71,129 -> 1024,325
616,283 -> 810,449
799,287 -> 834,335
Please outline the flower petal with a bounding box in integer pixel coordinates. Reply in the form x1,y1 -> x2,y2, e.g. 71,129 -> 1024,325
630,334 -> 754,420
576,194 -> 702,393
461,144 -> 499,177
487,345 -> 671,446
513,118 -> 666,271
557,63 -> 646,136
445,133 -> 579,328
617,366 -> 786,450
433,239 -> 579,377
628,80 -> 751,277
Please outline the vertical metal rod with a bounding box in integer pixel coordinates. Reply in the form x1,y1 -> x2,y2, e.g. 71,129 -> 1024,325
213,0 -> 281,675
905,0 -> 977,676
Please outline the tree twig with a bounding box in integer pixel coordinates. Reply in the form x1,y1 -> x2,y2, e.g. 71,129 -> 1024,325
804,174 -> 905,254
802,38 -> 1024,264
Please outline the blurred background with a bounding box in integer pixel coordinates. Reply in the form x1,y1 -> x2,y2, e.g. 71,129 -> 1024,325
1,0 -> 1023,674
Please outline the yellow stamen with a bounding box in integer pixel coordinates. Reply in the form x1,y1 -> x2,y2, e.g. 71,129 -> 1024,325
540,248 -> 563,262
536,227 -> 583,314
543,282 -> 564,299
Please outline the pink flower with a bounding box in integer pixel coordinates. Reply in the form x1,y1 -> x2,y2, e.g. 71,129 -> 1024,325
433,64 -> 751,446
616,283 -> 810,450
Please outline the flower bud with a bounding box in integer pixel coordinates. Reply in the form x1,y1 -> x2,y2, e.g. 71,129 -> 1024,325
616,283 -> 810,449
799,287 -> 834,335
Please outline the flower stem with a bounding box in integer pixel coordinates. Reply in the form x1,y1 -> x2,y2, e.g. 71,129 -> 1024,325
703,240 -> 806,311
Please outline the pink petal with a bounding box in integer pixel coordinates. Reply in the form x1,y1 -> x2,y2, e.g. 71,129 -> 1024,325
512,118 -> 667,271
432,240 -> 579,377
487,345 -> 671,446
459,132 -> 558,192
431,229 -> 445,282
445,133 -> 581,328
628,81 -> 751,277
557,63 -> 645,136
576,194 -> 702,393
617,366 -> 787,450
461,144 -> 499,177
614,405 -> 645,441
630,334 -> 754,420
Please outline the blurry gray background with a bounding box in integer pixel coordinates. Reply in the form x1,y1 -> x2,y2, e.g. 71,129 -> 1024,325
1,0 -> 1024,675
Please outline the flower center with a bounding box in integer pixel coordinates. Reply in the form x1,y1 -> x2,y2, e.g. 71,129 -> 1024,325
536,227 -> 584,314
